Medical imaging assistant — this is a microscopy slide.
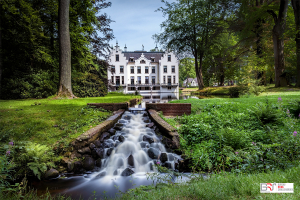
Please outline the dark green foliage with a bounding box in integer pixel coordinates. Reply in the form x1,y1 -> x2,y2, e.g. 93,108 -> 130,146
250,100 -> 281,125
0,0 -> 113,99
287,100 -> 300,118
2,69 -> 58,99
170,96 -> 300,173
72,71 -> 107,98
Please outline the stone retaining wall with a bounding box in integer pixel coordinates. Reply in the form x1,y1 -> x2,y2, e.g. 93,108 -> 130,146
87,103 -> 127,111
147,109 -> 180,149
87,98 -> 141,111
129,98 -> 141,107
146,103 -> 191,116
71,109 -> 125,150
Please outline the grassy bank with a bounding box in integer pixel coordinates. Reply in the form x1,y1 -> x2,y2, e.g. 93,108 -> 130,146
190,84 -> 300,96
166,91 -> 300,173
121,165 -> 300,199
0,93 -> 141,146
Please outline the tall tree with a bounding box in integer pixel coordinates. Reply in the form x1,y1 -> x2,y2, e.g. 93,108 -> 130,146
154,0 -> 235,90
57,0 -> 75,98
267,0 -> 289,87
292,0 -> 300,87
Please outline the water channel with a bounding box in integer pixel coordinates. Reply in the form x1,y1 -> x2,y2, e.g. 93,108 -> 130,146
33,92 -> 222,199
33,109 -> 193,199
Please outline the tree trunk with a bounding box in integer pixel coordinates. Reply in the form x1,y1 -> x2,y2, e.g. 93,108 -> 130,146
57,0 -> 75,98
196,52 -> 205,90
292,0 -> 300,87
268,0 -> 288,87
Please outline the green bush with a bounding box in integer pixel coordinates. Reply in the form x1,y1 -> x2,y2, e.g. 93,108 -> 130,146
2,69 -> 57,99
72,71 -> 107,97
250,100 -> 281,125
12,142 -> 57,180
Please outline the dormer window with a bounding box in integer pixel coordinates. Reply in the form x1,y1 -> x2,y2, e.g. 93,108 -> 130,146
130,57 -> 134,62
168,55 -> 171,62
116,54 -> 119,62
151,58 -> 155,62
140,60 -> 145,64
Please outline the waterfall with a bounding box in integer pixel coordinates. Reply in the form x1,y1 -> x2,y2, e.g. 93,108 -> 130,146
94,110 -> 180,177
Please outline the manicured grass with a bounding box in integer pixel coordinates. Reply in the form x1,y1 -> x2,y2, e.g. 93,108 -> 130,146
121,165 -> 300,200
0,93 -> 141,146
173,91 -> 300,115
192,84 -> 300,95
181,87 -> 199,92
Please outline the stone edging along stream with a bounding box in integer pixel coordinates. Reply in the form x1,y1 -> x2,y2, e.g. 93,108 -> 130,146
51,104 -> 188,178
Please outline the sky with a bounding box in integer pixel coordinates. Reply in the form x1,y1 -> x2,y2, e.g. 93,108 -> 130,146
104,0 -> 174,52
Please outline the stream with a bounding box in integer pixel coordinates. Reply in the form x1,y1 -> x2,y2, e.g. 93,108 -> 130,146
33,110 -> 192,199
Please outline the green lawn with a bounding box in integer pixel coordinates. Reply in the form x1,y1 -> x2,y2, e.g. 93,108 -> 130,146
0,93 -> 141,146
121,165 -> 300,200
130,90 -> 300,200
191,84 -> 300,95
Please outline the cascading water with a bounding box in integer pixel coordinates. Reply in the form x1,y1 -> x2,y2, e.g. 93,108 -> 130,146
34,110 -> 184,199
94,110 -> 179,177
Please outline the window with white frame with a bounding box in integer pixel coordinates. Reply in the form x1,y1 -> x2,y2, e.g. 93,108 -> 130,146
120,66 -> 124,73
152,66 -> 155,73
172,66 -> 175,73
116,54 -> 119,61
137,66 -> 141,73
145,76 -> 149,84
131,66 -> 134,74
168,55 -> 171,61
164,66 -> 167,73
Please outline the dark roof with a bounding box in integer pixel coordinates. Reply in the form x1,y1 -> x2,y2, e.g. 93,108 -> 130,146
185,78 -> 197,83
123,52 -> 164,61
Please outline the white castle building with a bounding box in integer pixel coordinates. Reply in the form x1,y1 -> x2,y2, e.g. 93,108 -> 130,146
107,43 -> 179,101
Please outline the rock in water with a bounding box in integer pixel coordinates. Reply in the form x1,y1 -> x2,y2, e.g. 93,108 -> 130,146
163,162 -> 172,169
128,155 -> 134,167
160,152 -> 168,163
114,123 -> 124,130
121,168 -> 134,176
143,135 -> 154,144
148,147 -> 160,159
94,148 -> 104,159
99,132 -> 110,142
118,135 -> 125,142
95,158 -> 102,167
45,168 -> 59,179
73,161 -> 83,173
83,157 -> 95,171
107,148 -> 113,156
146,122 -> 154,128
108,128 -> 116,135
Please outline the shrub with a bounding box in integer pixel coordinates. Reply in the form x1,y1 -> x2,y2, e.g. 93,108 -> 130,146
2,69 -> 57,99
13,142 -> 56,180
287,100 -> 300,118
250,100 -> 280,125
72,71 -> 107,97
